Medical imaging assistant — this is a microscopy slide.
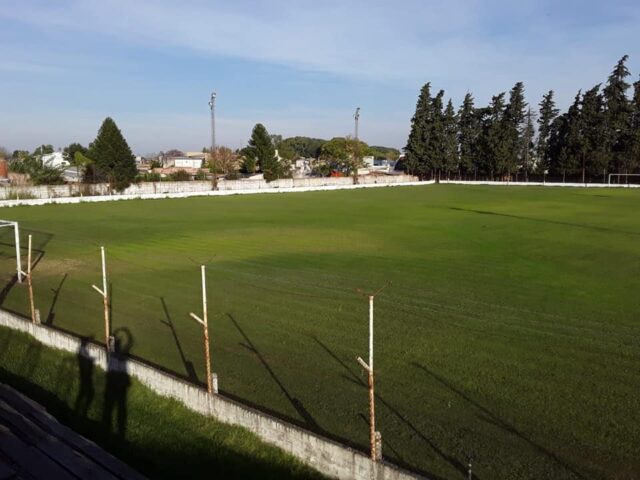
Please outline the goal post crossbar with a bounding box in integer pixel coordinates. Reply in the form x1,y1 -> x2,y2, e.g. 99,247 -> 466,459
608,173 -> 640,185
0,220 -> 22,283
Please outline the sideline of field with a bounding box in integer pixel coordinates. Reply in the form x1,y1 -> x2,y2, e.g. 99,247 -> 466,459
440,179 -> 640,188
0,180 -> 433,208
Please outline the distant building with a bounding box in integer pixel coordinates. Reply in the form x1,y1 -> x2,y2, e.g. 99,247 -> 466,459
293,158 -> 313,177
163,157 -> 203,169
41,152 -> 69,169
362,156 -> 375,167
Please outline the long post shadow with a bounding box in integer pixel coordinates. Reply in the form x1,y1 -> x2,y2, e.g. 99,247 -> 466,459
447,206 -> 640,237
312,335 -> 469,480
412,363 -> 587,480
229,313 -> 322,433
159,297 -> 197,382
46,273 -> 68,325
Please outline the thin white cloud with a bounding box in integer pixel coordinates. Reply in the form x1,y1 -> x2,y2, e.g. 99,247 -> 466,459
1,0 -> 639,150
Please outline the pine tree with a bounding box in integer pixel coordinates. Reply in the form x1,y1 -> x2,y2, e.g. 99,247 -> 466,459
603,55 -> 632,173
87,117 -> 137,191
458,93 -> 479,178
405,83 -> 432,178
442,99 -> 459,178
629,79 -> 640,175
503,82 -> 527,179
245,123 -> 280,181
536,90 -> 559,174
427,90 -> 446,179
562,92 -> 585,182
548,114 -> 567,179
479,93 -> 508,179
521,108 -> 536,180
580,85 -> 608,181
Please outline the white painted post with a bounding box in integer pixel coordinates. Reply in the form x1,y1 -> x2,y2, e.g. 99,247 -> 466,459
357,294 -> 380,461
101,246 -> 107,302
190,265 -> 214,394
27,235 -> 36,324
101,246 -> 111,351
14,222 -> 22,283
369,295 -> 373,370
91,246 -> 111,351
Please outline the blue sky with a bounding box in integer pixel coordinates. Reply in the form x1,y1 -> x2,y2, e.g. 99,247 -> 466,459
1,0 -> 639,154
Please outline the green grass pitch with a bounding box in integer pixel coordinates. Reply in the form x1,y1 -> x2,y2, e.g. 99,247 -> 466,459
0,184 -> 638,479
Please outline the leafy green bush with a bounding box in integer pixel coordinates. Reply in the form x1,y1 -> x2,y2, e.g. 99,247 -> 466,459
168,170 -> 192,182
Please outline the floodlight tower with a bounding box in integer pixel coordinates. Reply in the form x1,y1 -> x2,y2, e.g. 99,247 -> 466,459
208,92 -> 217,152
354,107 -> 361,141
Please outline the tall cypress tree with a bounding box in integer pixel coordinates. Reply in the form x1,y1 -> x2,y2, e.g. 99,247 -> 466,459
87,117 -> 137,191
521,108 -> 536,181
425,90 -> 445,179
442,99 -> 459,178
562,92 -> 585,182
458,93 -> 480,178
548,113 -> 568,179
603,55 -> 632,173
581,85 -> 608,181
536,90 -> 559,174
405,83 -> 432,178
479,93 -> 508,179
246,123 -> 280,181
629,79 -> 640,175
503,82 -> 527,178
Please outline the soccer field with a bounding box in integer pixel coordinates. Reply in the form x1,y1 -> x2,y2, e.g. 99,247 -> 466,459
0,185 -> 638,479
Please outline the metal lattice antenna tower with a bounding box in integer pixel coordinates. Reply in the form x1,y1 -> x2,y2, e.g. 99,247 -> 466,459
354,107 -> 360,141
208,92 -> 217,152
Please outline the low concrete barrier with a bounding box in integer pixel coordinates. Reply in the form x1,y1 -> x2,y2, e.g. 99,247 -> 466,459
0,309 -> 422,480
0,175 -> 421,207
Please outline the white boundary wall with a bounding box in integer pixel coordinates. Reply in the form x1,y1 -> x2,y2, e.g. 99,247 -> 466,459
0,176 -> 422,208
0,309 -> 423,480
439,180 -> 640,188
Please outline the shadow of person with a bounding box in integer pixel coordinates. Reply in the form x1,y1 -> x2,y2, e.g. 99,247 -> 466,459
102,328 -> 133,439
74,337 -> 95,418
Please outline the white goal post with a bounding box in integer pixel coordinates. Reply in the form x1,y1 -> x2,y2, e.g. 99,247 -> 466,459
608,173 -> 640,185
0,220 -> 23,283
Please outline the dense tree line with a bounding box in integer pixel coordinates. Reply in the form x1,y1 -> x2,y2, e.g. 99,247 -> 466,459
405,56 -> 640,182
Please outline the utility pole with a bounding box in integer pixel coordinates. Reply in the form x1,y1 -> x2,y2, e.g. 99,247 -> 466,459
355,283 -> 388,462
209,92 -> 217,152
354,107 -> 361,141
91,246 -> 112,352
190,265 -> 216,395
208,92 -> 218,190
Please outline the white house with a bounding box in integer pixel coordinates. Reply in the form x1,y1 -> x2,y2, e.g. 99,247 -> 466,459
164,157 -> 203,169
293,158 -> 313,177
175,157 -> 203,169
41,152 -> 70,169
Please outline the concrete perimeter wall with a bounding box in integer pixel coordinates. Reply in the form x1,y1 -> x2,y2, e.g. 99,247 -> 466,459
0,175 -> 421,208
0,309 -> 423,480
